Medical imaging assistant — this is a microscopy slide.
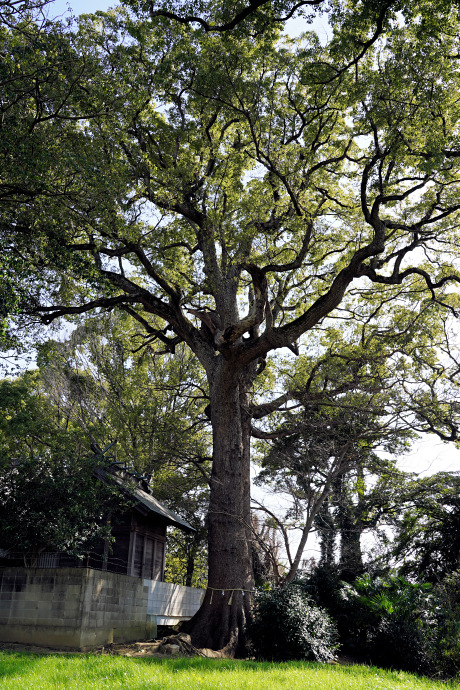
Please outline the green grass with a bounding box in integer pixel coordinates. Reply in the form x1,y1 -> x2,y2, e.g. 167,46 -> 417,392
0,653 -> 458,690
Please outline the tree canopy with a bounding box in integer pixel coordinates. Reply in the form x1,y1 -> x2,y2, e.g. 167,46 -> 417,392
3,0 -> 460,653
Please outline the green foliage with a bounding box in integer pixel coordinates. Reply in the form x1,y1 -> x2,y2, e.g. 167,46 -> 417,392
0,371 -> 87,461
338,574 -> 460,678
354,575 -> 435,675
36,312 -> 211,480
0,367 -> 128,557
389,474 -> 460,583
304,566 -> 459,679
0,453 -> 129,557
247,583 -> 339,662
164,528 -> 207,588
302,566 -> 345,615
431,572 -> 460,679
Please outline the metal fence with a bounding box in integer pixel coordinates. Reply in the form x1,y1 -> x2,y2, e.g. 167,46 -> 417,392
0,551 -> 130,574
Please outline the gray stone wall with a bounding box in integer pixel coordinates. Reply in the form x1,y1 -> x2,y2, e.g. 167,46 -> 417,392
0,567 -> 156,650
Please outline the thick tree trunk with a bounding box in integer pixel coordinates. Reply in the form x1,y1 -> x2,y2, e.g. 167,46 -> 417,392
184,360 -> 254,655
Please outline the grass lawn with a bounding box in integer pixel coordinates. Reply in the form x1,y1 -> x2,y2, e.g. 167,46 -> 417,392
0,653 -> 458,690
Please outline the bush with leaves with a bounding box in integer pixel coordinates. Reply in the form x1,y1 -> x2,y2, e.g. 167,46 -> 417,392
300,565 -> 459,678
431,572 -> 460,679
0,453 -> 131,559
339,575 -> 440,675
247,583 -> 339,662
0,373 -> 133,559
300,566 -> 367,655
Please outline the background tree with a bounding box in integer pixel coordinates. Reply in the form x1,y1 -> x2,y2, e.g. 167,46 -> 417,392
1,0 -> 52,27
37,313 -> 211,476
253,347 -> 415,583
310,460 -> 411,583
250,511 -> 285,585
385,472 -> 460,583
36,312 -> 212,582
0,373 -> 129,559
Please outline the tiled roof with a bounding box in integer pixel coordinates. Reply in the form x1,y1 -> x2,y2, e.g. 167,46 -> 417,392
131,485 -> 195,532
95,468 -> 195,532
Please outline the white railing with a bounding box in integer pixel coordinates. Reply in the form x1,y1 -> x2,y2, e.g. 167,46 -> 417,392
143,579 -> 205,625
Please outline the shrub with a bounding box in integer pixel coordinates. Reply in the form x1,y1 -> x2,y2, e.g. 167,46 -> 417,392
301,565 -> 343,611
338,573 -> 457,677
431,571 -> 460,678
247,583 -> 339,662
348,575 -> 437,674
298,567 -> 364,654
300,569 -> 459,679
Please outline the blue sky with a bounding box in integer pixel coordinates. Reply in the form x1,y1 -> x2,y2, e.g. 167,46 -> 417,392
48,0 -> 114,19
47,0 -> 327,38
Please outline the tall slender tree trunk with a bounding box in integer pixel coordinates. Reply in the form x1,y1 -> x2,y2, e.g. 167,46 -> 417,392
316,499 -> 337,568
185,536 -> 197,588
337,470 -> 364,581
338,507 -> 364,581
185,359 -> 254,655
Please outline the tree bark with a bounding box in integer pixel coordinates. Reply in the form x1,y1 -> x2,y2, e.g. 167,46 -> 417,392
339,514 -> 364,582
316,499 -> 337,568
185,539 -> 196,588
336,470 -> 365,581
184,359 -> 255,655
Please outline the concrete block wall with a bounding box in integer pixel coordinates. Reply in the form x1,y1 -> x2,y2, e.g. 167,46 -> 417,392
144,579 -> 205,625
78,568 -> 156,649
0,567 -> 156,650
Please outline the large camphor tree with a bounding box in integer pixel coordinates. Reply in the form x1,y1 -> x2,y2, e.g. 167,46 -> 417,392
4,0 -> 460,652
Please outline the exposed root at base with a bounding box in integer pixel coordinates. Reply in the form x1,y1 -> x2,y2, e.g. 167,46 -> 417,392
105,633 -> 233,659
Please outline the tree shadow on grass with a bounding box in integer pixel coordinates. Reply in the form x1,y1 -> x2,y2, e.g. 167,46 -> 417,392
130,656 -> 322,673
0,651 -> 46,679
129,656 -> 458,687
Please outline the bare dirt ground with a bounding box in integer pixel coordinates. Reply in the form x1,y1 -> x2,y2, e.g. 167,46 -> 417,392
0,639 -> 363,664
0,640 -> 172,657
0,635 -> 219,659
0,642 -> 86,656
